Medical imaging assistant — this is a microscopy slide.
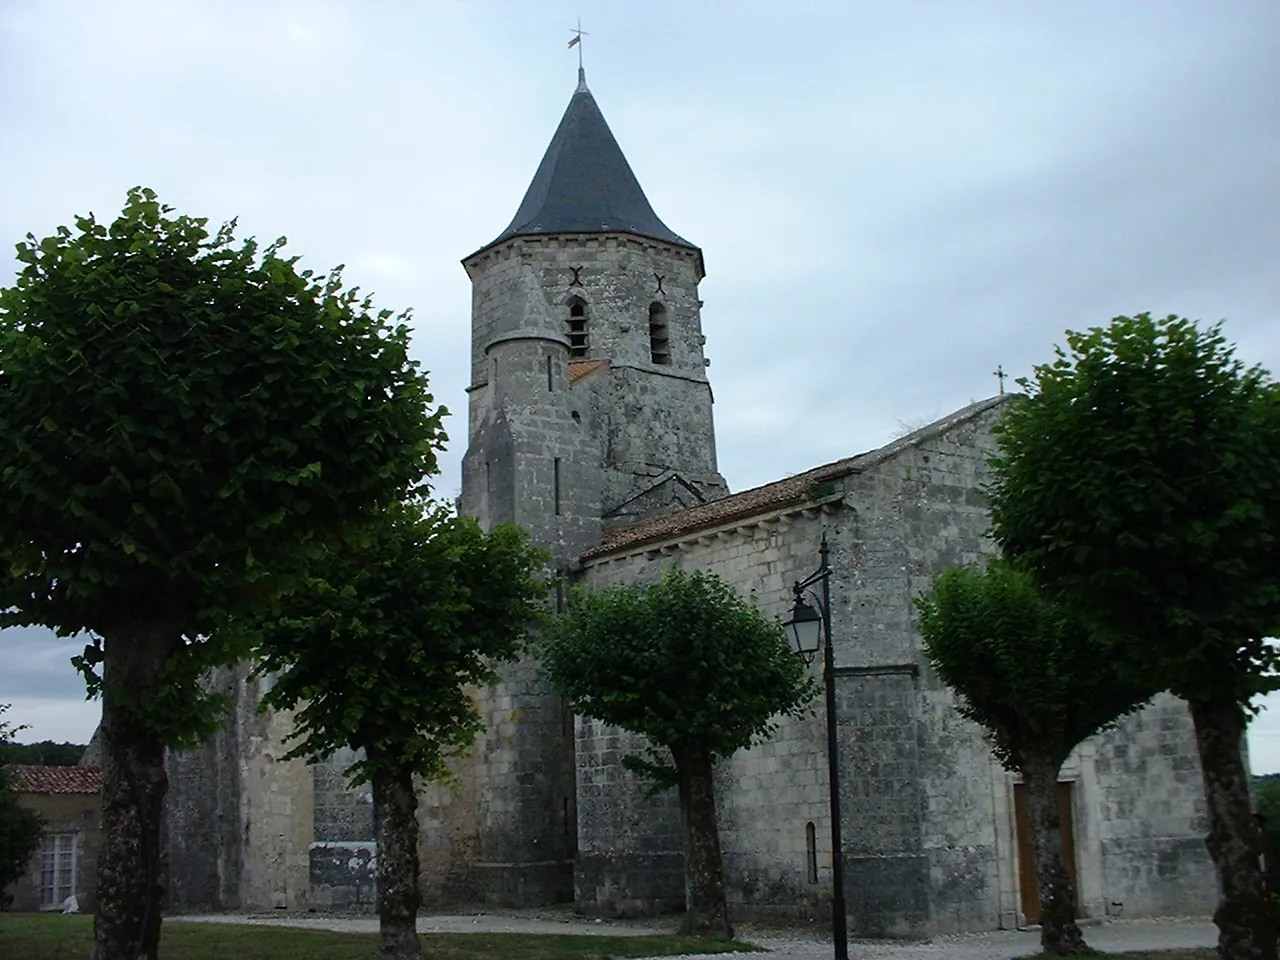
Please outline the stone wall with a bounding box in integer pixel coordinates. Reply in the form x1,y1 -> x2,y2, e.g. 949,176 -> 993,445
575,399 -> 1216,935
1093,693 -> 1216,916
457,232 -> 727,905
308,748 -> 375,910
166,665 -> 314,912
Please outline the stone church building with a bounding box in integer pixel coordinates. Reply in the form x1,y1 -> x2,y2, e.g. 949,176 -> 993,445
165,71 -> 1216,935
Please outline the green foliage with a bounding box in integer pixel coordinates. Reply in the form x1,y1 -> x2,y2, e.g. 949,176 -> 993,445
538,568 -> 815,787
0,188 -> 445,743
987,313 -> 1280,706
0,742 -> 87,766
916,559 -> 1157,770
0,705 -> 45,900
252,501 -> 548,787
1255,776 -> 1280,827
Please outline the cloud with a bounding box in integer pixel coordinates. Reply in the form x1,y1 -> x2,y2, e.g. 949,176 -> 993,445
0,0 -> 1277,762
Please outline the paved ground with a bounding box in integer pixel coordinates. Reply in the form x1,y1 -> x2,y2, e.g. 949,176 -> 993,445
173,911 -> 1218,959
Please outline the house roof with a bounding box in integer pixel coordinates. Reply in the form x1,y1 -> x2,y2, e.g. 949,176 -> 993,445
583,396 -> 1010,560
470,71 -> 698,258
6,764 -> 101,794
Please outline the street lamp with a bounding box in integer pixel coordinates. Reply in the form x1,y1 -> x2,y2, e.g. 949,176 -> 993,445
783,533 -> 848,960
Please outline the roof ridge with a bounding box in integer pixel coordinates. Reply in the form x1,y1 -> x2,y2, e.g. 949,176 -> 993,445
582,395 -> 1010,560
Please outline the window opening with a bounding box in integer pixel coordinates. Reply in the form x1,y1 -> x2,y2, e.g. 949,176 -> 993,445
567,298 -> 588,358
40,833 -> 76,908
547,354 -> 554,391
553,458 -> 562,515
649,302 -> 671,365
805,822 -> 818,884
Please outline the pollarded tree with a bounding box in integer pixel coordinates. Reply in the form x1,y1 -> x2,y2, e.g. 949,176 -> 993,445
0,705 -> 44,906
0,189 -> 444,960
251,502 -> 547,960
915,559 -> 1157,956
538,568 -> 815,939
987,313 -> 1280,960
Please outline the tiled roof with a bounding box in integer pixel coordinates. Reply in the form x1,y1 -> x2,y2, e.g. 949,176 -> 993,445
584,396 -> 1009,560
569,359 -> 608,384
6,764 -> 101,794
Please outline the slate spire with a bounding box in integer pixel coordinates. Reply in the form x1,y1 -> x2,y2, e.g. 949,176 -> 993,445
477,72 -> 697,253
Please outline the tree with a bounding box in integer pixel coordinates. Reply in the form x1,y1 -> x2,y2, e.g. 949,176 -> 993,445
1253,775 -> 1280,892
0,741 -> 89,766
915,559 -> 1157,955
251,502 -> 547,960
0,705 -> 45,908
986,313 -> 1280,960
538,568 -> 815,938
0,189 -> 444,960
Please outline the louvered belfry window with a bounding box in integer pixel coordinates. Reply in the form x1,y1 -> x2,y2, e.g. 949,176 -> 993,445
567,298 -> 588,358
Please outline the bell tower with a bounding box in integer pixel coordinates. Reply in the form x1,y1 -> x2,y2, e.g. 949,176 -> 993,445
459,69 -> 726,904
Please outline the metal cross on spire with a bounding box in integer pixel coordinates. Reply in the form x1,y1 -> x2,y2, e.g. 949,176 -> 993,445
568,18 -> 588,84
994,364 -> 1007,395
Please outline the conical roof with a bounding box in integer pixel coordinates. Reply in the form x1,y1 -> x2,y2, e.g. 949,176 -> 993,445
473,72 -> 698,256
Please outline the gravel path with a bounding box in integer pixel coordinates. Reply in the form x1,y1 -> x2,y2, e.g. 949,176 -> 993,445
171,912 -> 1218,959
668,917 -> 1217,960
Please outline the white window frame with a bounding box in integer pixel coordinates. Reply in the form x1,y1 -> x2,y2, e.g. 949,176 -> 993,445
38,832 -> 77,910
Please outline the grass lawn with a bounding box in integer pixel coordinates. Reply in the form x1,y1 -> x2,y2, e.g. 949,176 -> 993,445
0,914 -> 754,959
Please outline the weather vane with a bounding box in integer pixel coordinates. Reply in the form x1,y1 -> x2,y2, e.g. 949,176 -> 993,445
568,18 -> 587,73
994,364 -> 1007,395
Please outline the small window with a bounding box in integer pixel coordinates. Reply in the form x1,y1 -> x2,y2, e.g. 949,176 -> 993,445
567,297 -> 588,358
547,354 -> 554,391
553,457 -> 562,515
649,302 -> 671,365
805,821 -> 818,884
39,833 -> 76,908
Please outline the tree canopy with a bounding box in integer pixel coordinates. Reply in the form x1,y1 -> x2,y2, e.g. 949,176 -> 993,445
0,187 -> 446,960
916,558 -> 1156,772
541,569 -> 813,771
252,501 -> 548,785
250,501 -> 547,959
540,568 -> 814,938
916,558 -> 1157,955
986,313 -> 1280,706
984,312 -> 1280,960
0,741 -> 87,767
0,187 -> 446,741
0,705 -> 44,905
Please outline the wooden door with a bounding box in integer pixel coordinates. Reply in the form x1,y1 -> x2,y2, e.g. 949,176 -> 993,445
1013,781 -> 1077,924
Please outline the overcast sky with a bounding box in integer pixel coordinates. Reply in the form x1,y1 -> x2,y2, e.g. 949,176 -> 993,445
1,1 -> 1278,766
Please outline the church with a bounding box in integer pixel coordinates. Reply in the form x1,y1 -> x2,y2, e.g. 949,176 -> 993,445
165,70 -> 1217,937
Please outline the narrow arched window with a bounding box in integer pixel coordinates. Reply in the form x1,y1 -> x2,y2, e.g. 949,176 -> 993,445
567,297 -> 588,358
805,821 -> 818,883
649,302 -> 671,365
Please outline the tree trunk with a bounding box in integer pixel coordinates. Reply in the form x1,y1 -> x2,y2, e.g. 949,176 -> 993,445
671,744 -> 732,939
1023,754 -> 1089,956
93,620 -> 180,960
1188,698 -> 1277,960
371,762 -> 422,959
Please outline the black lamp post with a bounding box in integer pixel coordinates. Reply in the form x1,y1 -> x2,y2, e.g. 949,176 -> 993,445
784,534 -> 848,960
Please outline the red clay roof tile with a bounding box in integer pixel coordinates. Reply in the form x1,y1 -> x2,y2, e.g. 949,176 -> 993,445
6,764 -> 101,794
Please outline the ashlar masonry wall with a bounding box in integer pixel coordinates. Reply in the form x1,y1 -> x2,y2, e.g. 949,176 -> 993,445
575,399 -> 1216,936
